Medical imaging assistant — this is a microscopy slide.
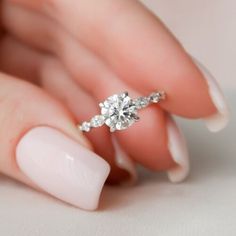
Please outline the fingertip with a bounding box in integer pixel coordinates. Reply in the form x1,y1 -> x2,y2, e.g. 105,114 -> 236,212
191,57 -> 230,132
16,126 -> 110,210
166,115 -> 190,183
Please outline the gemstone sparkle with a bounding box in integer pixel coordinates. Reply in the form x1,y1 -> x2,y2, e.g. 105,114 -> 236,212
80,122 -> 91,132
90,115 -> 105,127
100,92 -> 138,131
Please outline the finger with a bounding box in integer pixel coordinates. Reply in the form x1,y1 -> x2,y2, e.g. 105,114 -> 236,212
2,0 -> 55,52
0,72 -> 110,210
0,35 -> 136,185
0,34 -> 42,82
7,0 -> 229,130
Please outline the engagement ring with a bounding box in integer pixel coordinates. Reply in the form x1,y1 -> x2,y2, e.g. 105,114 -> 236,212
79,91 -> 166,132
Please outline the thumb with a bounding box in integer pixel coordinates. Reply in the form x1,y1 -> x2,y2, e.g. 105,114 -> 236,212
0,72 -> 110,210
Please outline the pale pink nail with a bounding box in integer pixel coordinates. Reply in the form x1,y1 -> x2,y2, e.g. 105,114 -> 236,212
16,127 -> 110,210
192,57 -> 230,132
166,116 -> 190,183
111,136 -> 137,185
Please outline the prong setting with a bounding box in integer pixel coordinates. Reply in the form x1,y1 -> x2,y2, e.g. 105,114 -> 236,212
133,114 -> 140,121
110,127 -> 116,132
122,91 -> 129,97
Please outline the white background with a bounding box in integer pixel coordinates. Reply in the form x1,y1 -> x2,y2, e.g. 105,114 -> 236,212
1,1 -> 236,235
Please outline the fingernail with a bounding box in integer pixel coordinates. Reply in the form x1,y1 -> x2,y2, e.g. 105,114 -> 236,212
166,116 -> 190,183
16,127 -> 110,210
192,57 -> 230,132
111,136 -> 137,186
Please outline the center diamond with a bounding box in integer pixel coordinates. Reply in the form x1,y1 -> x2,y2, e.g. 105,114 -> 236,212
100,92 -> 139,132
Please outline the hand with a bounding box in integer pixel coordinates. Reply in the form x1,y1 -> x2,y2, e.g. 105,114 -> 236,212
0,0 -> 229,210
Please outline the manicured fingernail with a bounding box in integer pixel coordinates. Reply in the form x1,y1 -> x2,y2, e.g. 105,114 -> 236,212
166,116 -> 190,183
192,57 -> 230,132
16,127 -> 110,210
111,136 -> 137,186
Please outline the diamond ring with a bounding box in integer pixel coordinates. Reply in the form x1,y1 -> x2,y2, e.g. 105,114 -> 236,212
79,91 -> 166,132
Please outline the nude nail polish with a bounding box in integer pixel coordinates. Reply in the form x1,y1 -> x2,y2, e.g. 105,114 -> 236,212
112,136 -> 137,185
16,127 -> 110,210
192,57 -> 230,132
166,116 -> 190,183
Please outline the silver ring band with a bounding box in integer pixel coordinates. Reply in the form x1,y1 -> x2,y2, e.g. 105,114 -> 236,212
79,91 -> 166,133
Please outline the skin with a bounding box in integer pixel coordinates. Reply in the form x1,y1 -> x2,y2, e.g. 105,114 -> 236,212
0,0 -> 217,186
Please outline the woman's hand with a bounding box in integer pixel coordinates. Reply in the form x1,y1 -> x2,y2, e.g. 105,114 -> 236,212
0,0 -> 229,210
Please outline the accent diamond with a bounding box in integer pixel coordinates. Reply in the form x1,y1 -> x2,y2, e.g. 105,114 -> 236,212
100,92 -> 138,131
149,92 -> 164,103
80,121 -> 91,132
134,97 -> 149,109
90,115 -> 105,127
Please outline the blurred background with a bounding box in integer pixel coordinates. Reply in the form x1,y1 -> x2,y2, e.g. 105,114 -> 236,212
145,0 -> 235,90
1,1 -> 235,235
